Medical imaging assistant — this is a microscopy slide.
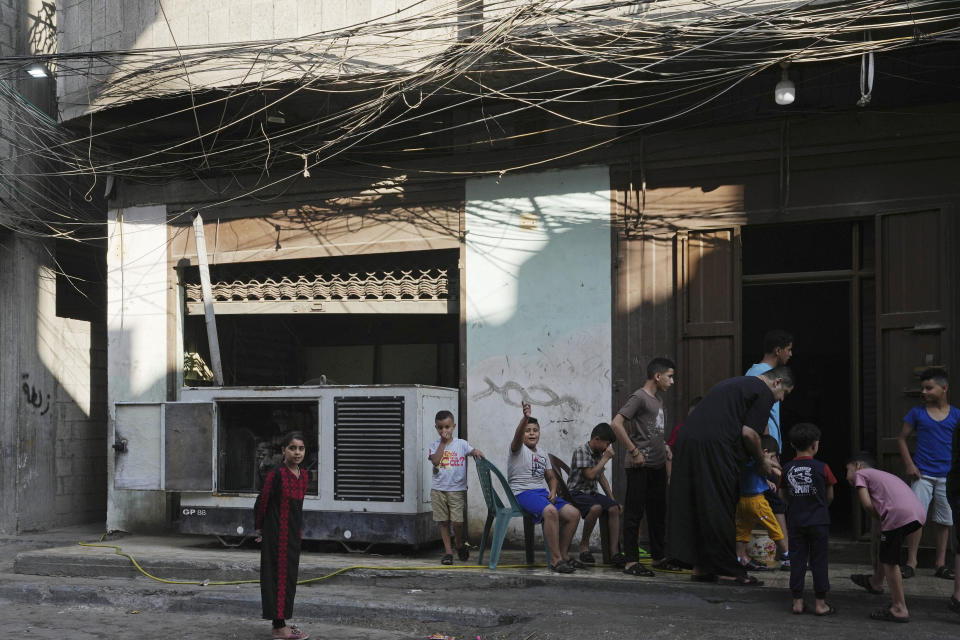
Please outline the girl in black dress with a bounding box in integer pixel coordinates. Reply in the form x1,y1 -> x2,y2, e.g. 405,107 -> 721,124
255,432 -> 310,640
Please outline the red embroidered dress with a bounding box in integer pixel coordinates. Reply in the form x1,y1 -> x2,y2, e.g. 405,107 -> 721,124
255,465 -> 309,621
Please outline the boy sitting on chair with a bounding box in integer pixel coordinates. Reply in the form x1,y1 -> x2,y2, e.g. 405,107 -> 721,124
567,422 -> 625,567
509,402 -> 583,573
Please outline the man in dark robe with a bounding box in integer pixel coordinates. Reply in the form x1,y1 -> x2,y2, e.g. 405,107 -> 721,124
667,367 -> 794,583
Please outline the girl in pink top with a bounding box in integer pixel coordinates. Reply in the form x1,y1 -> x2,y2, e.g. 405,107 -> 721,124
846,453 -> 926,623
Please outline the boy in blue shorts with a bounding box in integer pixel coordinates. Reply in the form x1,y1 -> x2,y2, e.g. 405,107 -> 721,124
567,422 -> 625,567
897,368 -> 959,579
781,422 -> 836,616
509,402 -> 582,573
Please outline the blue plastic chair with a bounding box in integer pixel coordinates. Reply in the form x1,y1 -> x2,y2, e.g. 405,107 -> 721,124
474,457 -> 550,569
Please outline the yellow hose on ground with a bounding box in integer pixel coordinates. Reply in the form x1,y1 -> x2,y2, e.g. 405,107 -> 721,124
77,534 -> 686,586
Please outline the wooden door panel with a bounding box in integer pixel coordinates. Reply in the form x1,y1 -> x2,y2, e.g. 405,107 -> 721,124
876,210 -> 951,472
880,211 -> 942,313
676,228 -> 741,411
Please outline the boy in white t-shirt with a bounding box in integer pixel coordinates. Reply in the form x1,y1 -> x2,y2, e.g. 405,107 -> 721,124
509,402 -> 582,574
428,410 -> 484,565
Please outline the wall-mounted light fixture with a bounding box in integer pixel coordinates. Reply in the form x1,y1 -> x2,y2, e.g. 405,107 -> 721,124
26,64 -> 48,78
774,62 -> 795,106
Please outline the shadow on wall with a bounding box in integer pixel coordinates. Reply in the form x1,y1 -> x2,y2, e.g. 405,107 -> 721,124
463,168 -> 613,540
0,235 -> 107,534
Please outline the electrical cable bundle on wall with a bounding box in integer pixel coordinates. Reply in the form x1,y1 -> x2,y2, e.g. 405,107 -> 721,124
0,0 -> 956,240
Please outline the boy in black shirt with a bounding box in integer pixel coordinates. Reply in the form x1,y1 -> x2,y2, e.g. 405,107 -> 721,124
782,422 -> 837,615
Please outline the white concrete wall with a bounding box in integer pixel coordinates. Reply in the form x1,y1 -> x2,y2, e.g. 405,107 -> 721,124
107,204 -> 171,531
0,234 -> 107,533
56,0 -> 460,119
464,165 -> 611,542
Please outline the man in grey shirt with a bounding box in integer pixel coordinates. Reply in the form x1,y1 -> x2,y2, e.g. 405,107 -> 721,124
611,357 -> 677,575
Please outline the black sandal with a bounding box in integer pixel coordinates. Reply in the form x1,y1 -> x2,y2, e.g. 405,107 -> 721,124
850,573 -> 883,594
651,559 -> 685,572
550,560 -> 575,574
934,565 -> 955,580
441,554 -> 453,565
623,563 -> 655,577
869,606 -> 909,623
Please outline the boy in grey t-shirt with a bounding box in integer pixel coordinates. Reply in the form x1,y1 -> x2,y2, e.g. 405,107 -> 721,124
509,402 -> 582,573
611,357 -> 677,575
428,410 -> 484,565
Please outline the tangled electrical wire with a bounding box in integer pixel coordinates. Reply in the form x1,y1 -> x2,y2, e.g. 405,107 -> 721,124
0,0 -> 958,238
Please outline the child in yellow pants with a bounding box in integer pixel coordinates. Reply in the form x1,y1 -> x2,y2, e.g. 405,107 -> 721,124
736,436 -> 788,572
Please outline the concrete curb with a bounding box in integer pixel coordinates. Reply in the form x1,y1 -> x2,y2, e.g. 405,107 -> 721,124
15,547 -> 959,600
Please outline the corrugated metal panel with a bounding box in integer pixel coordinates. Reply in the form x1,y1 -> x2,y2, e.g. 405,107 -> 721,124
334,396 -> 404,502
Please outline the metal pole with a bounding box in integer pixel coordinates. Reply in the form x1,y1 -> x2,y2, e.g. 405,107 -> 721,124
192,213 -> 224,386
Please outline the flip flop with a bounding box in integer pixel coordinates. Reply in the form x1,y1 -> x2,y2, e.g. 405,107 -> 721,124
792,605 -> 811,615
869,606 -> 909,623
273,628 -> 310,640
440,554 -> 453,565
815,604 -> 837,616
850,573 -> 883,594
690,573 -> 718,583
949,595 -> 960,614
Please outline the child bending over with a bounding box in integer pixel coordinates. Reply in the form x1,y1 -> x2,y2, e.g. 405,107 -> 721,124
847,451 -> 926,623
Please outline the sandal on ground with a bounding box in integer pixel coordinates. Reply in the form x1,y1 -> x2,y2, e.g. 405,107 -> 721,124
568,558 -> 586,569
578,550 -> 596,564
623,563 -> 655,577
273,628 -> 309,640
934,565 -> 955,580
457,545 -> 470,561
651,559 -> 685,572
792,605 -> 811,615
550,560 -> 575,574
690,573 -> 718,583
899,564 -> 915,579
440,554 -> 453,565
870,606 -> 909,623
850,573 -> 883,594
815,604 -> 837,616
609,552 -> 627,569
720,575 -> 763,586
950,596 -> 960,614
742,559 -> 770,572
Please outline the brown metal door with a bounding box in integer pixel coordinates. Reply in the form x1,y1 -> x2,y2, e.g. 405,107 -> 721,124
676,228 -> 742,410
875,210 -> 953,472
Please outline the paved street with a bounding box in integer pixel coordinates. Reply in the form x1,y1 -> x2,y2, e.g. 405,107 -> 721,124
3,527 -> 960,639
5,574 -> 960,639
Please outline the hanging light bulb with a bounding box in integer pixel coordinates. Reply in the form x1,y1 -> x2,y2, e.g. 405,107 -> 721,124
774,63 -> 795,106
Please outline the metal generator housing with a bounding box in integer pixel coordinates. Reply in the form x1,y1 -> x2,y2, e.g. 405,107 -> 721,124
113,385 -> 458,546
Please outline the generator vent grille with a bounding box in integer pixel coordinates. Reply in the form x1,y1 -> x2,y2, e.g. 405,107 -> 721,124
334,396 -> 404,502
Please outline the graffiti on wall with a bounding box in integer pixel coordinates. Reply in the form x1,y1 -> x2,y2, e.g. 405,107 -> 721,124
472,376 -> 581,416
21,373 -> 51,415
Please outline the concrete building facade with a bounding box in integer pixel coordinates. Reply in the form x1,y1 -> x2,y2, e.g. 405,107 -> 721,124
39,1 -> 960,545
0,1 -> 107,534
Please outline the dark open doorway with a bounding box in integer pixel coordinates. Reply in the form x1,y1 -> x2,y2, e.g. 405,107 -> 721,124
742,281 -> 853,533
